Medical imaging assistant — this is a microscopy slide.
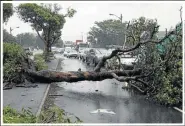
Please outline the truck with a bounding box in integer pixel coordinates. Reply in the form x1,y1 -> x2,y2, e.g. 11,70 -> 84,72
64,41 -> 74,48
75,42 -> 89,60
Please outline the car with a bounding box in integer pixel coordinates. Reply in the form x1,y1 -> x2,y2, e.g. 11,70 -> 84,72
67,50 -> 78,58
23,47 -> 33,56
51,47 -> 58,53
63,47 -> 72,57
120,57 -> 137,65
58,48 -> 65,54
63,50 -> 69,57
85,48 -> 105,66
78,48 -> 89,61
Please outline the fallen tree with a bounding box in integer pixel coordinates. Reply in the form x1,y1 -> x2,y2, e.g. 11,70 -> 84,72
25,69 -> 142,83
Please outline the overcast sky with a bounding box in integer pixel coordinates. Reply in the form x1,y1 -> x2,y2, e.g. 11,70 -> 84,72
3,2 -> 182,42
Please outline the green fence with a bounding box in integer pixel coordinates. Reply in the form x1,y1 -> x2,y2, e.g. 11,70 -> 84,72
156,22 -> 182,54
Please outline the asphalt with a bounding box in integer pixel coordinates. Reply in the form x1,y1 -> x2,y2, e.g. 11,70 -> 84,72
3,84 -> 48,114
51,54 -> 182,123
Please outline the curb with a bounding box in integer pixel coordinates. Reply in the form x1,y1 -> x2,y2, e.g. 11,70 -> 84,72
36,84 -> 51,117
35,58 -> 59,117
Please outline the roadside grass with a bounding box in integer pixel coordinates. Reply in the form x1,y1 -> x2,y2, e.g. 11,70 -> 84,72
3,106 -> 36,123
37,105 -> 83,123
3,105 -> 82,123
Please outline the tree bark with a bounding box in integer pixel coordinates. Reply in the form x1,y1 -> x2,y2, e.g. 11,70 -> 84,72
25,69 -> 142,83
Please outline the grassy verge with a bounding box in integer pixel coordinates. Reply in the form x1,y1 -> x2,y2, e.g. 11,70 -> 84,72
3,105 -> 82,123
3,106 -> 36,123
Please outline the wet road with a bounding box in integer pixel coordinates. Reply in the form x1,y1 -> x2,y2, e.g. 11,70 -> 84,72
3,50 -> 55,115
3,84 -> 48,114
53,54 -> 182,123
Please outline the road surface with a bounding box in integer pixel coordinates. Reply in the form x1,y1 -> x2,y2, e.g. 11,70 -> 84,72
50,54 -> 182,123
3,49 -> 53,115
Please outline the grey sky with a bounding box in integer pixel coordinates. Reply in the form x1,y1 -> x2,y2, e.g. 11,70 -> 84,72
3,2 -> 182,42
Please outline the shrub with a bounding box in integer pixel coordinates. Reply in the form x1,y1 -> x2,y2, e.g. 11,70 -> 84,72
136,23 -> 182,107
3,43 -> 25,83
34,54 -> 48,71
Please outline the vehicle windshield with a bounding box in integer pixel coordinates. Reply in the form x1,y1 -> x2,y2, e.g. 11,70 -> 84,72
89,49 -> 102,54
79,43 -> 88,48
95,49 -> 102,54
70,50 -> 77,53
96,48 -> 108,54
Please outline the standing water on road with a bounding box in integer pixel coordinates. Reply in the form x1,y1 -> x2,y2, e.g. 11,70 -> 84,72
52,55 -> 182,123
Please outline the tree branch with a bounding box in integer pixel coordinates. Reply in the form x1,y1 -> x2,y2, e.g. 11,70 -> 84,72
35,30 -> 47,45
179,6 -> 182,23
111,73 -> 146,94
94,24 -> 177,72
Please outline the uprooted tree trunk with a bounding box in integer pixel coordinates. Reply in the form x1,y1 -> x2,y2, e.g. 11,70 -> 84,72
24,69 -> 142,83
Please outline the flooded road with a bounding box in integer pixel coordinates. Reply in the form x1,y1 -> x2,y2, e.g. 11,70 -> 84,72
52,54 -> 182,123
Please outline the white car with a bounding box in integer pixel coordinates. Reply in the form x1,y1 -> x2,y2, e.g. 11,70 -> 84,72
67,50 -> 78,58
120,57 -> 137,65
63,47 -> 72,57
63,50 -> 69,57
78,48 -> 88,60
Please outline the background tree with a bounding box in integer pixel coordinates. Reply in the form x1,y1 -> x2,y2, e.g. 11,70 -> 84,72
124,17 -> 158,56
3,3 -> 14,23
16,3 -> 76,56
53,38 -> 64,48
16,33 -> 37,47
87,19 -> 126,48
3,29 -> 17,43
35,35 -> 45,49
126,17 -> 158,46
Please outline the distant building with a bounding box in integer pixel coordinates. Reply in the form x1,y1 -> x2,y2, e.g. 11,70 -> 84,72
63,41 -> 74,48
75,40 -> 83,45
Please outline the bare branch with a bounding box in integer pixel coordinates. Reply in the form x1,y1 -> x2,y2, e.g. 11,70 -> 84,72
111,73 -> 136,82
179,6 -> 182,23
136,79 -> 149,87
111,73 -> 146,94
165,28 -> 168,36
130,83 -> 145,94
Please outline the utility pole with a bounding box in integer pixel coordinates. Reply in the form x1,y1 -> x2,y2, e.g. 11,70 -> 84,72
120,14 -> 123,23
81,32 -> 83,42
10,27 -> 12,35
109,13 -> 127,49
19,35 -> 22,45
123,22 -> 127,49
10,26 -> 19,35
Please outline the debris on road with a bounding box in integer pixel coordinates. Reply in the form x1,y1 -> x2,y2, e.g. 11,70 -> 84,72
49,94 -> 63,96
